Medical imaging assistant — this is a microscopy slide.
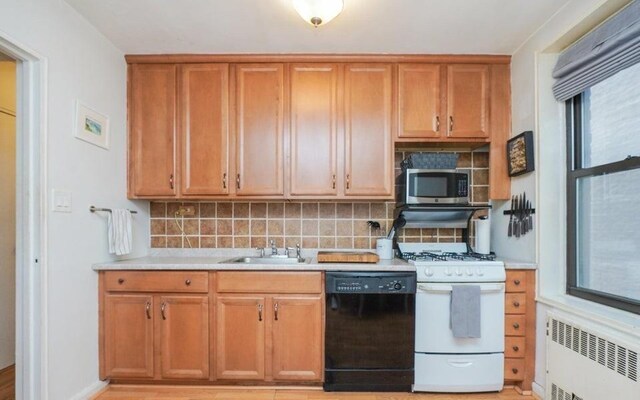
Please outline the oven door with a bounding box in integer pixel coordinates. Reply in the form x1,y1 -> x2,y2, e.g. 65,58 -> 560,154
415,282 -> 504,354
325,293 -> 415,369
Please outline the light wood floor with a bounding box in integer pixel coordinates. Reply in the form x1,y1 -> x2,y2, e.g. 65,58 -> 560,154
0,364 -> 15,400
95,386 -> 529,400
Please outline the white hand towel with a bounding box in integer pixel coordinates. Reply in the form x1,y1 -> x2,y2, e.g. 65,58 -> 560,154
108,209 -> 133,256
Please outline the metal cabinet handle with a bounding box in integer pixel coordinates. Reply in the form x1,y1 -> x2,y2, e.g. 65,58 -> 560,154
513,346 -> 520,352
236,174 -> 241,189
346,174 -> 350,190
185,279 -> 191,286
169,174 -> 174,190
274,303 -> 279,321
513,323 -> 520,329
449,116 -> 454,133
514,279 -> 521,285
161,302 -> 167,320
513,301 -> 520,307
512,368 -> 519,374
223,173 -> 227,189
118,278 -> 125,285
258,304 -> 263,321
145,302 -> 151,319
435,116 -> 440,132
332,174 -> 336,189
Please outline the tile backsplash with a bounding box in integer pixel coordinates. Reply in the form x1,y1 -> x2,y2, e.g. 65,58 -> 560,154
150,150 -> 489,249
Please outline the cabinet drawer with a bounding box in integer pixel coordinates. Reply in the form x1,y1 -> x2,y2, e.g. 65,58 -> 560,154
504,358 -> 525,381
505,336 -> 525,358
505,293 -> 526,314
505,271 -> 527,292
104,271 -> 209,293
505,315 -> 526,336
216,272 -> 322,294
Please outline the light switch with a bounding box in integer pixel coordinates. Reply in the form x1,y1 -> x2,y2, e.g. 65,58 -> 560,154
52,189 -> 72,213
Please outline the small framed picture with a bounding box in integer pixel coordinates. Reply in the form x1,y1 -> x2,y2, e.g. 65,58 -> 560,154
74,101 -> 109,149
507,131 -> 534,177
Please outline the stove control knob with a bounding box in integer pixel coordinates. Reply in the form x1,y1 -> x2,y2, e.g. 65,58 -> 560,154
476,268 -> 484,276
425,268 -> 434,277
444,268 -> 452,276
456,268 -> 463,276
394,282 -> 402,290
466,268 -> 473,276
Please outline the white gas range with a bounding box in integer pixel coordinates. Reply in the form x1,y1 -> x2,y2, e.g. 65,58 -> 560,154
398,243 -> 506,393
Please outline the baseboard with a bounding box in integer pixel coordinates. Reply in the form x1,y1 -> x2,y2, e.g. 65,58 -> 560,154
70,380 -> 109,400
532,381 -> 545,399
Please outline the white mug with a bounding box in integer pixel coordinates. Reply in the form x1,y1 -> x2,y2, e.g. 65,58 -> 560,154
376,238 -> 394,260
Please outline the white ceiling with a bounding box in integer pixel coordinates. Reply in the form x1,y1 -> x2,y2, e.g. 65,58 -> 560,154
65,0 -> 571,55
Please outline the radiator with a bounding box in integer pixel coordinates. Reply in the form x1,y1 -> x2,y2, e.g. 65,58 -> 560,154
546,312 -> 640,400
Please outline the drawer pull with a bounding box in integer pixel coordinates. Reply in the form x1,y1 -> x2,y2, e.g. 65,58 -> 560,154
513,323 -> 520,329
161,302 -> 167,320
512,345 -> 520,352
513,301 -> 520,307
118,278 -> 125,284
512,368 -> 519,374
185,279 -> 191,286
145,302 -> 151,319
514,279 -> 521,285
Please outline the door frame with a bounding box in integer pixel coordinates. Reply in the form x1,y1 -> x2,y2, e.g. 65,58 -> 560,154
0,31 -> 48,399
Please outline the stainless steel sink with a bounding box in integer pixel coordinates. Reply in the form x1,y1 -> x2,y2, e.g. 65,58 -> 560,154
226,256 -> 309,264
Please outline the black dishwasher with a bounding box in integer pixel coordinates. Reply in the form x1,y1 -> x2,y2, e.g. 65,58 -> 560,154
324,272 -> 416,392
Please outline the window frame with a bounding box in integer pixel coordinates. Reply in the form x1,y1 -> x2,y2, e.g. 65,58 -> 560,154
566,93 -> 640,315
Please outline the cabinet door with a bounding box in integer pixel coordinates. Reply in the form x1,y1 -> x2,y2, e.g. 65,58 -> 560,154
289,64 -> 339,196
397,64 -> 443,139
271,295 -> 323,381
104,294 -> 154,378
179,64 -> 229,196
344,64 -> 393,197
216,295 -> 266,380
129,64 -> 177,196
158,295 -> 209,380
235,64 -> 285,196
447,65 -> 490,138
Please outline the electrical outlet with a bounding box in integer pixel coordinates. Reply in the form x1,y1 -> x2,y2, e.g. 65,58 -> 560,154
176,206 -> 196,216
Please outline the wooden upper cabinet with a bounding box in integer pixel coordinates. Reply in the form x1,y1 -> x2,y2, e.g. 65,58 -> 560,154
447,64 -> 490,138
289,64 -> 339,196
344,64 -> 393,197
271,295 -> 323,381
179,64 -> 229,196
158,295 -> 210,380
234,64 -> 285,196
216,295 -> 266,380
397,64 -> 443,139
129,64 -> 177,197
104,294 -> 154,379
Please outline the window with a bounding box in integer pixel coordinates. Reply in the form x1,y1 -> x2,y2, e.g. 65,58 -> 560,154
566,61 -> 640,315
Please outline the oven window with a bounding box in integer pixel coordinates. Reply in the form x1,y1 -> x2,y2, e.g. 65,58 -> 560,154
411,175 -> 448,197
566,61 -> 640,314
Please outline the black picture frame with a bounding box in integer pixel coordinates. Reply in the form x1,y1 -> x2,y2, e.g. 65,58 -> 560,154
507,131 -> 534,177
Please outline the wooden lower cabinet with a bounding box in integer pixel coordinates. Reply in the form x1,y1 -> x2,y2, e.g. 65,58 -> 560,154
504,269 -> 536,394
271,295 -> 323,381
215,295 -> 266,380
103,294 -> 155,379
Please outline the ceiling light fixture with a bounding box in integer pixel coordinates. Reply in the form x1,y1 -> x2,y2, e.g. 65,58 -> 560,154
293,0 -> 344,28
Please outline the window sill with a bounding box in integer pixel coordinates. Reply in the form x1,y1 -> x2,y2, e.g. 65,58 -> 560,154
537,293 -> 640,340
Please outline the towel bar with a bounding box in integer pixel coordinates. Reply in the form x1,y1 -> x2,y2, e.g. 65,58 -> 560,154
90,206 -> 138,214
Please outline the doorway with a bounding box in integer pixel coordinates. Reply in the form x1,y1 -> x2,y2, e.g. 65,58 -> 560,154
0,52 -> 17,400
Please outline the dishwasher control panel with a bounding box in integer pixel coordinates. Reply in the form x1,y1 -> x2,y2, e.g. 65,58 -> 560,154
326,273 -> 416,294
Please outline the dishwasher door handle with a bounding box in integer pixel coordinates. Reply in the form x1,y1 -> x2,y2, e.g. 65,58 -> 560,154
417,283 -> 504,293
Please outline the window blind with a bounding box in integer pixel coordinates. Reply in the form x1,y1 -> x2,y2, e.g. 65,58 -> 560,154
552,0 -> 640,101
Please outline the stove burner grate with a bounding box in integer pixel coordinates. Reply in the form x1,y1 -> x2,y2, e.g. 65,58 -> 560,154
401,250 -> 497,262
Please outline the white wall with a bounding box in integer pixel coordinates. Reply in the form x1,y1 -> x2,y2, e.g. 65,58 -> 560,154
0,60 -> 16,371
499,0 -> 638,396
0,0 -> 149,399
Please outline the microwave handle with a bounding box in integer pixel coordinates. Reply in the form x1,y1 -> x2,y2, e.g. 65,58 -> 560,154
417,283 -> 504,293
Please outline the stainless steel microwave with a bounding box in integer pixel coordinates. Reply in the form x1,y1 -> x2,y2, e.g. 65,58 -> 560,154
396,169 -> 469,206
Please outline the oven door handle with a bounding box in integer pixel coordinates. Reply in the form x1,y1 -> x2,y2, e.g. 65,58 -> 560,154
417,283 -> 504,293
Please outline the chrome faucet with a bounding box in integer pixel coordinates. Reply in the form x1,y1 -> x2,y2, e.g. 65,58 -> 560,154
270,239 -> 278,255
296,243 -> 302,259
